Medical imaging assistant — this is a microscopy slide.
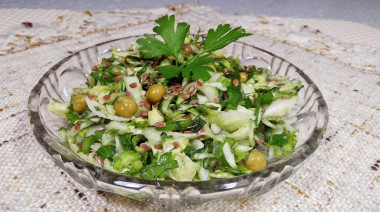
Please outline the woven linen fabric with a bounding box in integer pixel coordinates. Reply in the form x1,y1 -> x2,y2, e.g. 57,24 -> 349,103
0,3 -> 379,211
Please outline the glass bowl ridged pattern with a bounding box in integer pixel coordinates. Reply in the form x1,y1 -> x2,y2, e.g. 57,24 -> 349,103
28,36 -> 328,210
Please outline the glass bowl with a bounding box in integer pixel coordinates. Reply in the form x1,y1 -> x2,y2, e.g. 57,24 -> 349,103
28,36 -> 328,210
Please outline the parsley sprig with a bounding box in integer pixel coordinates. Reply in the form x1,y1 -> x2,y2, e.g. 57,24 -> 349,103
137,15 -> 189,63
140,152 -> 179,179
136,15 -> 251,80
202,24 -> 251,52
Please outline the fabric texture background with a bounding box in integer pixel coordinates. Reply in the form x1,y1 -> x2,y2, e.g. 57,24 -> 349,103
0,3 -> 379,211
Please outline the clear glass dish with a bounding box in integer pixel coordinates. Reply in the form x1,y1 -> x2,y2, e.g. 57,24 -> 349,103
28,36 -> 328,210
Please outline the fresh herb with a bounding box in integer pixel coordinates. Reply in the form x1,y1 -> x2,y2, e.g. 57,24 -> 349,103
137,15 -> 189,62
96,145 -> 116,160
178,54 -> 215,80
269,133 -> 288,147
154,65 -> 182,79
140,152 -> 179,179
260,91 -> 275,104
202,157 -> 218,169
155,49 -> 215,80
66,111 -> 80,125
269,131 -> 297,157
160,132 -> 173,141
119,133 -> 134,151
66,106 -> 92,125
243,97 -> 253,108
137,15 -> 251,80
183,145 -> 203,159
95,130 -> 104,140
203,25 -> 251,52
225,77 -> 242,110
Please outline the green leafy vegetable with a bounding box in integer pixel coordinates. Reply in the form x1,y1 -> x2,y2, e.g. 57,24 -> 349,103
65,107 -> 91,125
183,145 -> 203,159
95,130 -> 104,141
243,97 -> 253,108
226,78 -> 242,110
140,152 -> 179,179
119,133 -> 134,151
270,131 -> 297,157
137,15 -> 190,61
260,91 -> 275,104
96,145 -> 116,160
155,45 -> 214,80
203,24 -> 251,52
160,132 -> 173,141
137,15 -> 251,80
154,65 -> 182,79
269,133 -> 288,147
181,54 -> 214,80
66,111 -> 80,125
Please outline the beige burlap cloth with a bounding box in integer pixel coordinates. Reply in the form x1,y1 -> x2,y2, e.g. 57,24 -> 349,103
0,3 -> 379,211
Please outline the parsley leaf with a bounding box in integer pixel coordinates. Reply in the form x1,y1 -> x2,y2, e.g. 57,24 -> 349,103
119,133 -> 134,151
95,130 -> 104,141
183,145 -> 202,159
154,65 -> 182,79
137,15 -> 190,61
182,54 -> 214,80
260,91 -> 275,104
66,111 -> 80,125
226,77 -> 242,110
254,91 -> 275,125
66,106 -> 91,125
140,152 -> 179,179
156,50 -> 214,80
96,146 -> 116,160
137,15 -> 251,80
243,97 -> 253,108
269,133 -> 288,147
137,34 -> 173,59
203,24 -> 251,52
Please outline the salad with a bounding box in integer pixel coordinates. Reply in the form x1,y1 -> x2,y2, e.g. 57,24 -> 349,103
47,15 -> 303,181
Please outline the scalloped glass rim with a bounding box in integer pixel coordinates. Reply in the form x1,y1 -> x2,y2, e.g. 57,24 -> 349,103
28,35 -> 328,202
